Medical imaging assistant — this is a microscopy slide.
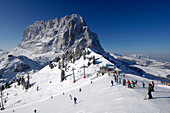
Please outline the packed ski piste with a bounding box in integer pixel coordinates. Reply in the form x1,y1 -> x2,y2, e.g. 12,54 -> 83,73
0,49 -> 170,113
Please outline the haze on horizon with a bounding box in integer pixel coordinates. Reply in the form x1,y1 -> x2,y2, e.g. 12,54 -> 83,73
0,0 -> 170,61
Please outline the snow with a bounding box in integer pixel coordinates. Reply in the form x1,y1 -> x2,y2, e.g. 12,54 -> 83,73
1,49 -> 170,113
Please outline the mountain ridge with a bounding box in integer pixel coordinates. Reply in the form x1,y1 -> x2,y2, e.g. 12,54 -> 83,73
18,14 -> 104,54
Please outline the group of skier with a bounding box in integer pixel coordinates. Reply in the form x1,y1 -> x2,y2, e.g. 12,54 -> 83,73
111,73 -> 155,99
112,75 -> 138,89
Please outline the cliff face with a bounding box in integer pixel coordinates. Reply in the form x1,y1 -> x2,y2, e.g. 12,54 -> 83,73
18,14 -> 104,54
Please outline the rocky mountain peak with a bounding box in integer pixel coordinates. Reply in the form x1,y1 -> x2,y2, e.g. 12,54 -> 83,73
18,14 -> 104,54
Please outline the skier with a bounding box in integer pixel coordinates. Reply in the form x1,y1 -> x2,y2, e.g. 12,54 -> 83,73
123,79 -> 126,86
135,80 -> 138,84
70,95 -> 72,100
111,80 -> 114,86
34,109 -> 37,113
79,88 -> 82,92
114,76 -> 116,82
36,86 -> 39,91
142,82 -> 145,88
132,81 -> 135,88
127,80 -> 131,88
151,81 -> 155,92
116,78 -> 118,83
119,78 -> 121,84
148,83 -> 153,99
123,74 -> 125,77
74,97 -> 77,104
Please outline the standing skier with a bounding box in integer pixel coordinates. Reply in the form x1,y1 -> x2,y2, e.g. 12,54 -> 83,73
111,80 -> 114,86
34,109 -> 37,113
135,80 -> 138,84
36,86 -> 39,91
79,88 -> 82,92
123,79 -> 126,86
119,78 -> 121,84
70,95 -> 72,100
142,82 -> 145,88
114,76 -> 116,82
74,97 -> 77,104
148,83 -> 153,99
132,81 -> 135,88
127,80 -> 131,88
116,78 -> 118,83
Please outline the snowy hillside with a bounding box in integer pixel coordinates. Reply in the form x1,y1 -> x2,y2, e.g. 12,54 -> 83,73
0,55 -> 42,85
111,53 -> 170,80
1,49 -> 170,113
1,49 -> 112,109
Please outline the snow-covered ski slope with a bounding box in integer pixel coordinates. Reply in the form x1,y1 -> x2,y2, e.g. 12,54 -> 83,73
1,49 -> 170,113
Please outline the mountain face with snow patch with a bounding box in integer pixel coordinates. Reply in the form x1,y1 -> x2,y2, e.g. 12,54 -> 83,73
0,14 -> 106,83
18,14 -> 104,54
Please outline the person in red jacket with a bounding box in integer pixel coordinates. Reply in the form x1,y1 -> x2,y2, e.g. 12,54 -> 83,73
127,80 -> 131,88
123,79 -> 126,86
116,78 -> 118,83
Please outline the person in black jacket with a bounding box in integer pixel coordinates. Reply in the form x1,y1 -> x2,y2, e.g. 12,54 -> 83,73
111,80 -> 114,86
74,97 -> 77,104
148,83 -> 153,99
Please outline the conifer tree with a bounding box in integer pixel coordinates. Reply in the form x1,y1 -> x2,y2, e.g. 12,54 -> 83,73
58,61 -> 61,69
61,70 -> 65,82
83,50 -> 86,60
93,56 -> 96,65
49,61 -> 54,69
88,62 -> 91,67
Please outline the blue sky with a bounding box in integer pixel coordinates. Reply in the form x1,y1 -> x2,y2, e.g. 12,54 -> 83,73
0,0 -> 170,58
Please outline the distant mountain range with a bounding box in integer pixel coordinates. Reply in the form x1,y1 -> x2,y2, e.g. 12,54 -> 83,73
111,53 -> 170,80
